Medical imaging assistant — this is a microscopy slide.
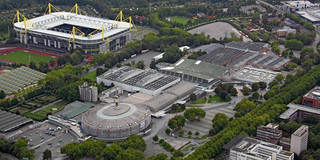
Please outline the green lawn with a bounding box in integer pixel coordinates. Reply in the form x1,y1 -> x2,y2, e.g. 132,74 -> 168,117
192,98 -> 207,104
208,95 -> 230,103
82,71 -> 97,82
0,50 -> 57,65
169,16 -> 194,25
43,105 -> 62,113
34,110 -> 48,117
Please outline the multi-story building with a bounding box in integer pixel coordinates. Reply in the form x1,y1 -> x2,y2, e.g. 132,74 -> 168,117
256,123 -> 283,144
280,86 -> 320,121
290,125 -> 308,155
79,82 -> 98,102
226,135 -> 294,160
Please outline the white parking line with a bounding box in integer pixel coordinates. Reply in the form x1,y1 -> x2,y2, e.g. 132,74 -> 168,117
31,136 -> 56,149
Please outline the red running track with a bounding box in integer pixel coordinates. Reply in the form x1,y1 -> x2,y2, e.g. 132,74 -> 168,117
0,48 -> 59,57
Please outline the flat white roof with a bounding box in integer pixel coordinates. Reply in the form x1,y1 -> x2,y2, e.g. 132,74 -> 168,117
14,12 -> 131,40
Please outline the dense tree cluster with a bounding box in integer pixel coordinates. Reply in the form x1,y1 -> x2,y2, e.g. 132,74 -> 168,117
234,98 -> 256,117
284,39 -> 304,50
61,135 -> 146,160
0,138 -> 35,160
214,83 -> 236,99
210,113 -> 229,136
186,64 -> 320,160
168,115 -> 186,131
184,108 -> 206,121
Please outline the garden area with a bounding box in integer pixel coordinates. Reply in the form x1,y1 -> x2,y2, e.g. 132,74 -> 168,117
7,94 -> 62,121
192,95 -> 231,105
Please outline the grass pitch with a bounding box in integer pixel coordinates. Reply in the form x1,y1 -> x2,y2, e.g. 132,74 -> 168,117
0,50 -> 57,65
169,16 -> 194,25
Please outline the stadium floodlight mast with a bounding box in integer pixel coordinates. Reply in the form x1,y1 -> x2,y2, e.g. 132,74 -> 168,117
12,11 -> 37,43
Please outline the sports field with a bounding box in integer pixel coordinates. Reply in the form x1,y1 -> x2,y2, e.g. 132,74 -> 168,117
169,16 -> 194,25
0,50 -> 57,65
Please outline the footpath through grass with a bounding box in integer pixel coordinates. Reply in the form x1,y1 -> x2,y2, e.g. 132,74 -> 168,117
0,50 -> 56,65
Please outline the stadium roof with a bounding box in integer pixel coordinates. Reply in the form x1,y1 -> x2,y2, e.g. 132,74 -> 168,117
160,59 -> 228,82
0,111 -> 33,132
14,12 -> 130,41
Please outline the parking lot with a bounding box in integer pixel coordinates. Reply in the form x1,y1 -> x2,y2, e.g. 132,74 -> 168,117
21,121 -> 76,159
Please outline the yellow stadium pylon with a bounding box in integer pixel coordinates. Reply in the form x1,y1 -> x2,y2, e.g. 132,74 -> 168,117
69,26 -> 85,44
70,3 -> 81,15
44,3 -> 60,15
115,11 -> 125,22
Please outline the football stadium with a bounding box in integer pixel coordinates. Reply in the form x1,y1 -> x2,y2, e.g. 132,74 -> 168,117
13,4 -> 134,55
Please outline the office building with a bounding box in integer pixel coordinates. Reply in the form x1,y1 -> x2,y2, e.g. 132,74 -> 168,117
79,82 -> 98,102
290,125 -> 308,155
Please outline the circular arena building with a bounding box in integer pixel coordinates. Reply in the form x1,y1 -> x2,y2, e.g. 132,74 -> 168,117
81,102 -> 151,141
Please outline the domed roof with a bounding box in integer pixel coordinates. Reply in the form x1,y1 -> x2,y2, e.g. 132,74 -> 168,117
82,103 -> 151,130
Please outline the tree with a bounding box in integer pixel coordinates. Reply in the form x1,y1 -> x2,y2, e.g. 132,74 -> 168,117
43,149 -> 51,160
230,87 -> 238,96
101,143 -> 123,160
184,108 -> 206,121
153,135 -> 159,142
188,131 -> 192,136
262,33 -> 270,42
234,98 -> 256,117
284,39 -> 304,50
150,60 -> 156,69
251,83 -> 260,91
242,86 -> 250,96
258,82 -> 267,90
96,68 -> 105,76
195,131 -> 200,136
275,74 -> 285,83
0,90 -> 5,99
115,148 -> 144,160
302,59 -> 315,71
116,63 -> 122,68
136,60 -> 145,69
168,116 -> 186,130
251,92 -> 260,101
226,94 -> 231,102
179,130 -> 184,137
29,61 -> 36,69
165,128 -> 171,135
121,135 -> 146,152
210,113 -> 229,135
287,62 -> 297,71
189,93 -> 197,102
